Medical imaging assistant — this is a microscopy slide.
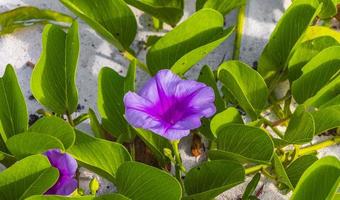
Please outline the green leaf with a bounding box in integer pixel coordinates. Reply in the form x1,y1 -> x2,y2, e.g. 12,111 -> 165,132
29,116 -> 75,149
0,64 -> 28,140
291,156 -> 340,200
31,22 -> 79,115
0,6 -> 73,35
215,124 -> 274,164
26,194 -> 130,200
312,105 -> 340,135
0,154 -> 59,200
183,160 -> 245,200
67,130 -> 131,182
88,108 -> 106,139
98,63 -> 136,142
292,46 -> 340,106
283,106 -> 315,144
286,155 -> 318,187
198,0 -> 246,15
272,153 -> 294,190
60,0 -> 137,50
6,132 -> 64,158
116,161 -> 182,200
217,61 -> 268,120
134,128 -> 172,165
124,0 -> 183,26
302,26 -> 340,43
242,173 -> 261,200
288,36 -> 339,81
210,107 -> 243,137
318,0 -> 337,19
258,0 -> 319,81
146,9 -> 234,75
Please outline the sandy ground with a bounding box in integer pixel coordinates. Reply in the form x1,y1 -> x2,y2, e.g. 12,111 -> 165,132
0,0 -> 339,199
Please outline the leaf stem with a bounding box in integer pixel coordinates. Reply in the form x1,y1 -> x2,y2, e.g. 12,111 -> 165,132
245,164 -> 268,175
122,51 -> 151,75
261,116 -> 284,138
66,112 -> 74,127
232,3 -> 246,60
129,141 -> 136,161
298,136 -> 340,156
171,140 -> 185,194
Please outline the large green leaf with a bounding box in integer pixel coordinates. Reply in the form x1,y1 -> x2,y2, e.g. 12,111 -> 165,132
29,116 -> 75,149
60,0 -> 137,50
0,154 -> 59,200
291,156 -> 340,200
67,130 -> 131,182
258,0 -> 319,81
286,155 -> 318,187
124,0 -> 183,26
6,132 -> 64,158
210,107 -> 243,137
292,46 -> 340,106
183,160 -> 245,200
116,161 -> 182,200
318,0 -> 337,19
288,36 -> 339,81
0,6 -> 73,35
146,9 -> 234,75
98,62 -> 136,142
217,61 -> 268,120
197,0 -> 246,15
26,194 -> 130,200
312,105 -> 340,135
283,106 -> 315,144
272,153 -> 294,190
0,65 -> 28,140
214,124 -> 274,164
134,128 -> 172,165
31,22 -> 79,115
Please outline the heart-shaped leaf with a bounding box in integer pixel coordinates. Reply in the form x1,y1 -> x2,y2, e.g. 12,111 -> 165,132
29,116 -> 75,149
183,160 -> 245,200
214,124 -> 274,164
124,0 -> 183,26
6,132 -> 64,158
67,130 -> 131,182
60,0 -> 137,51
291,156 -> 340,200
0,154 -> 59,200
98,62 -> 136,142
116,161 -> 182,200
0,64 -> 28,140
272,153 -> 294,190
283,106 -> 315,144
0,6 -> 73,35
31,22 -> 79,115
217,61 -> 268,120
292,46 -> 340,106
286,155 -> 318,187
288,36 -> 339,81
312,105 -> 340,135
210,107 -> 243,137
258,0 -> 319,81
196,0 -> 246,15
146,9 -> 234,75
26,194 -> 130,200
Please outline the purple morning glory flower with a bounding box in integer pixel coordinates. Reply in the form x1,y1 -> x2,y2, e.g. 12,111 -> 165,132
44,149 -> 78,195
124,69 -> 216,140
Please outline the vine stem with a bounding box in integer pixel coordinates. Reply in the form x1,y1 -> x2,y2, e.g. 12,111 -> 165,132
171,140 -> 185,195
122,51 -> 151,75
232,3 -> 246,60
260,116 -> 284,138
66,112 -> 74,127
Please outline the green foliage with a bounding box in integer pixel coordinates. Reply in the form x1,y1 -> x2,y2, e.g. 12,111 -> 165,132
0,65 -> 28,141
26,194 -> 130,200
0,155 -> 59,200
312,105 -> 340,135
218,61 -> 268,120
124,0 -> 183,26
183,160 -> 245,200
98,62 -> 136,142
31,22 -> 79,115
286,155 -> 318,187
60,0 -> 137,51
210,107 -> 243,137
147,9 -> 234,75
116,161 -> 182,200
318,0 -> 338,19
67,130 -> 131,182
272,153 -> 294,190
242,173 -> 261,200
0,6 -> 73,35
196,0 -> 246,15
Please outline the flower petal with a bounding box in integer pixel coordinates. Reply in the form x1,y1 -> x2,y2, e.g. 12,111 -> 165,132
46,176 -> 77,195
45,149 -> 77,177
163,128 -> 190,140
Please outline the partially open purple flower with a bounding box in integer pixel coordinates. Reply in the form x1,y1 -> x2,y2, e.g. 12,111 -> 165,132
124,69 -> 216,140
44,149 -> 78,195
